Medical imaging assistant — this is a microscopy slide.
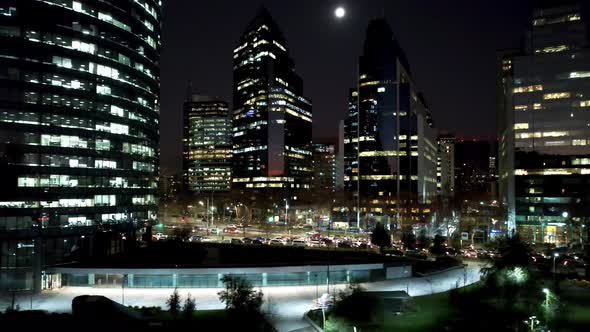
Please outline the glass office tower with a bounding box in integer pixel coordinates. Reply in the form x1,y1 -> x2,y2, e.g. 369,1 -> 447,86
0,0 -> 161,291
499,0 -> 590,244
232,7 -> 312,201
312,143 -> 337,193
343,19 -> 437,226
183,95 -> 232,193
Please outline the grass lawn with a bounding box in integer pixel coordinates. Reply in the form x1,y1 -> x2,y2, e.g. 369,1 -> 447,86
383,291 -> 451,332
383,283 -> 480,332
560,283 -> 590,326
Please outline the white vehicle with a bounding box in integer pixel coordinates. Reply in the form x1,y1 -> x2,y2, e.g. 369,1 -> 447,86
291,239 -> 306,247
269,238 -> 286,245
154,232 -> 168,240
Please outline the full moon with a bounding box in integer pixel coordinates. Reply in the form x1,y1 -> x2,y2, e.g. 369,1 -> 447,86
335,7 -> 346,18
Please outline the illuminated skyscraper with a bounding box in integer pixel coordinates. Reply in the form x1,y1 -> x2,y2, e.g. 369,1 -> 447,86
499,0 -> 590,244
232,7 -> 312,200
437,135 -> 455,197
312,143 -> 337,193
0,0 -> 161,291
183,95 -> 232,193
343,18 -> 437,226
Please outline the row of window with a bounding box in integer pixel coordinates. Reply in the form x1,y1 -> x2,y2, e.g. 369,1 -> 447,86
42,0 -> 159,50
14,153 -> 155,172
21,66 -> 157,111
17,175 -> 156,188
0,110 -> 153,140
23,91 -> 154,125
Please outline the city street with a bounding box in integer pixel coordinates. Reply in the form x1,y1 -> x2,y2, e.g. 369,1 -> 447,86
2,261 -> 485,332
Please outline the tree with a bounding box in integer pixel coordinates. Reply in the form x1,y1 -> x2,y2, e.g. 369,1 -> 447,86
217,275 -> 263,317
370,222 -> 391,253
183,293 -> 196,318
417,229 -> 431,250
429,234 -> 447,256
166,288 -> 181,315
401,226 -> 416,250
329,282 -> 383,330
494,234 -> 532,270
173,225 -> 191,241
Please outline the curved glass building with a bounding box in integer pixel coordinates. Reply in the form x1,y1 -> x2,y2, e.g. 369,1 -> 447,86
0,0 -> 161,291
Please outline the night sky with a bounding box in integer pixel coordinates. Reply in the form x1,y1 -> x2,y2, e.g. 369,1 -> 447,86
160,0 -> 532,174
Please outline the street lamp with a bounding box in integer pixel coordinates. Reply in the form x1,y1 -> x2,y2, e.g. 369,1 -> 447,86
284,199 -> 289,234
199,199 -> 210,235
553,252 -> 559,274
542,288 -> 550,308
524,315 -> 540,332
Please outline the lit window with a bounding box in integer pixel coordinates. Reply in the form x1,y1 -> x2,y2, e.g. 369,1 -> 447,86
513,85 -> 543,93
573,139 -> 587,146
514,123 -> 529,130
570,72 -> 590,79
543,92 -> 570,99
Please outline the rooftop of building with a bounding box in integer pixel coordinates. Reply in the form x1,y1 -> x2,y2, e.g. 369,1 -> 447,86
53,241 -> 410,269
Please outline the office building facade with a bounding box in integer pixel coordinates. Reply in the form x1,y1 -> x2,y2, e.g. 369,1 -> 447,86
499,0 -> 590,244
231,7 -> 312,200
437,135 -> 455,197
183,95 -> 231,193
312,143 -> 336,193
343,19 -> 437,225
0,0 -> 161,291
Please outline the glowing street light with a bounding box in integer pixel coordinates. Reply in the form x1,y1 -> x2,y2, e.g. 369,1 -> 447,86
553,252 -> 559,274
524,315 -> 540,332
334,6 -> 346,19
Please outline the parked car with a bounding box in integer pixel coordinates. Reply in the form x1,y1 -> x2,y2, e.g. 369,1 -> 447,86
291,239 -> 306,247
338,241 -> 353,249
154,232 -> 168,241
269,238 -> 286,245
223,227 -> 237,233
230,238 -> 242,245
320,238 -> 334,247
308,239 -> 321,247
384,248 -> 404,257
405,249 -> 427,260
242,237 -> 253,244
188,235 -> 202,242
